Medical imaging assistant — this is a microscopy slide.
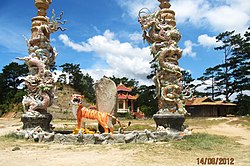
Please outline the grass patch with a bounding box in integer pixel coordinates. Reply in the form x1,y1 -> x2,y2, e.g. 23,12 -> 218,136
114,124 -> 155,131
5,133 -> 24,140
127,124 -> 155,131
173,133 -> 237,151
185,117 -> 228,128
3,132 -> 24,140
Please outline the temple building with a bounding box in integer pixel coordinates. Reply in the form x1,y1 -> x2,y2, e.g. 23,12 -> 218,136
185,97 -> 236,117
117,82 -> 138,114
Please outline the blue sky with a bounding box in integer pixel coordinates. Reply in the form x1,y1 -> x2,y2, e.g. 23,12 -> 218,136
0,0 -> 249,85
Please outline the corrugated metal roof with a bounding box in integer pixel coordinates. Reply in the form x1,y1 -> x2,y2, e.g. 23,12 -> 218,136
186,97 -> 236,106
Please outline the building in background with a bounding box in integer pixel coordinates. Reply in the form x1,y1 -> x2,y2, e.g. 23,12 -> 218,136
117,82 -> 138,114
185,97 -> 236,117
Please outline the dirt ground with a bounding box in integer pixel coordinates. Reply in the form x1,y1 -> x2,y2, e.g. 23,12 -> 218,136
191,117 -> 250,146
0,117 -> 249,166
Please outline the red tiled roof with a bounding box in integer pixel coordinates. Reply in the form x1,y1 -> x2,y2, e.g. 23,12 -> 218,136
117,82 -> 132,92
118,94 -> 138,100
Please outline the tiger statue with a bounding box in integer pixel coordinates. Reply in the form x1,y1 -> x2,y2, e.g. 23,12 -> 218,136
71,94 -> 130,134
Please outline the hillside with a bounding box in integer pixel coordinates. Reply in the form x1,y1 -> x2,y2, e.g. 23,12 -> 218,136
48,83 -> 92,120
0,83 -> 92,119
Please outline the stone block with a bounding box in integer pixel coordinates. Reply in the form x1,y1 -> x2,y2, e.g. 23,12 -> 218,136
95,77 -> 117,114
21,112 -> 53,132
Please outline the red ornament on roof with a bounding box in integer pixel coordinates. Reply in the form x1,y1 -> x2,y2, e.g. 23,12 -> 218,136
117,82 -> 132,92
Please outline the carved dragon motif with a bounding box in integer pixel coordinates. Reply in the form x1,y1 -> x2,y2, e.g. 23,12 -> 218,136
18,7 -> 66,113
138,2 -> 189,114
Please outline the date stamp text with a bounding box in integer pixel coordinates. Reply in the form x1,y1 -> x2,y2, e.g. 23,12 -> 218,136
197,158 -> 235,165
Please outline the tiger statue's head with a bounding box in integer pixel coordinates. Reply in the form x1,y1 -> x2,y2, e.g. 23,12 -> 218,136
71,94 -> 84,118
71,94 -> 84,105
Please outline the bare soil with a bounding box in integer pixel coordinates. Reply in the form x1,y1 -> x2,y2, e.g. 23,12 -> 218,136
0,117 -> 249,166
190,117 -> 250,145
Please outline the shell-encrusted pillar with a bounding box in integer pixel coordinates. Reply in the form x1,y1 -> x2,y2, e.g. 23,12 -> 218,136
139,0 -> 186,130
18,0 -> 66,131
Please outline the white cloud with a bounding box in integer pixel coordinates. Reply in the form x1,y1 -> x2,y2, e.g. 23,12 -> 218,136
172,0 -> 250,33
117,0 -> 250,33
171,0 -> 209,26
58,34 -> 92,52
198,34 -> 222,48
117,0 -> 158,19
205,6 -> 249,33
129,32 -> 142,42
193,79 -> 213,93
182,40 -> 197,58
59,30 -> 153,85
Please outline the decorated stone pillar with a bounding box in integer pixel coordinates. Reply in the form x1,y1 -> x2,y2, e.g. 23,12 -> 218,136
18,0 -> 66,131
138,0 -> 187,130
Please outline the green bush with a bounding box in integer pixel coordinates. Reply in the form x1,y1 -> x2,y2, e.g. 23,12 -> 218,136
140,105 -> 155,117
236,95 -> 250,116
0,104 -> 9,116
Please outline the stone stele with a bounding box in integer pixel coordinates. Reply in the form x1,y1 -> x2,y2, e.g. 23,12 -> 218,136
95,77 -> 117,115
95,77 -> 117,132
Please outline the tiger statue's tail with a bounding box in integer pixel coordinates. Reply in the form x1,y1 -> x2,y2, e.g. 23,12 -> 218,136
108,114 -> 131,134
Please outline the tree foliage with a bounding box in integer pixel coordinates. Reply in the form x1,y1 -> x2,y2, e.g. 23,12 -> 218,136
198,28 -> 250,102
0,62 -> 28,115
181,70 -> 195,87
109,76 -> 139,95
197,66 -> 222,100
137,85 -> 157,117
59,63 -> 95,103
236,94 -> 250,115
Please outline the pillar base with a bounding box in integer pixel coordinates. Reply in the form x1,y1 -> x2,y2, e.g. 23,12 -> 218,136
21,112 -> 53,132
153,113 -> 185,131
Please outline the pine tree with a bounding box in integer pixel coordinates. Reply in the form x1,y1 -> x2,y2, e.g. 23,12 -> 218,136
214,31 -> 236,101
198,66 -> 222,100
198,28 -> 249,102
59,63 -> 95,103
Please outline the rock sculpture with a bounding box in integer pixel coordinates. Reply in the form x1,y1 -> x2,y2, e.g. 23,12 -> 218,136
95,77 -> 118,132
138,0 -> 188,130
17,0 -> 66,131
95,77 -> 117,115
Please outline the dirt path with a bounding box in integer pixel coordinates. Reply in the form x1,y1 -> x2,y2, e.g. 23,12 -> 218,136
0,118 -> 22,136
191,118 -> 250,145
0,147 -> 141,166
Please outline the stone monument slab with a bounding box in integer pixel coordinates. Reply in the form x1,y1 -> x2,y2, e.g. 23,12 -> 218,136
95,77 -> 117,115
95,77 -> 117,133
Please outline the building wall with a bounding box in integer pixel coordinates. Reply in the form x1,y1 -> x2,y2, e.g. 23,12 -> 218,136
186,105 -> 230,117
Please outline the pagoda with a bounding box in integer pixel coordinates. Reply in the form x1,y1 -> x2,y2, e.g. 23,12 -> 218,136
117,82 -> 138,114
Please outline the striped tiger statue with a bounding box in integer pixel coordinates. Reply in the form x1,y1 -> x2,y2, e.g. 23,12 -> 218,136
71,94 -> 130,134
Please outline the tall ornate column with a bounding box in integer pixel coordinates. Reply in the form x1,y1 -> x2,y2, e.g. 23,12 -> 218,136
139,0 -> 187,130
18,0 -> 66,131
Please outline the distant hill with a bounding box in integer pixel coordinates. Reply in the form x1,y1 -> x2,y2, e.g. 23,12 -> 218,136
0,83 -> 92,120
48,83 -> 92,120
